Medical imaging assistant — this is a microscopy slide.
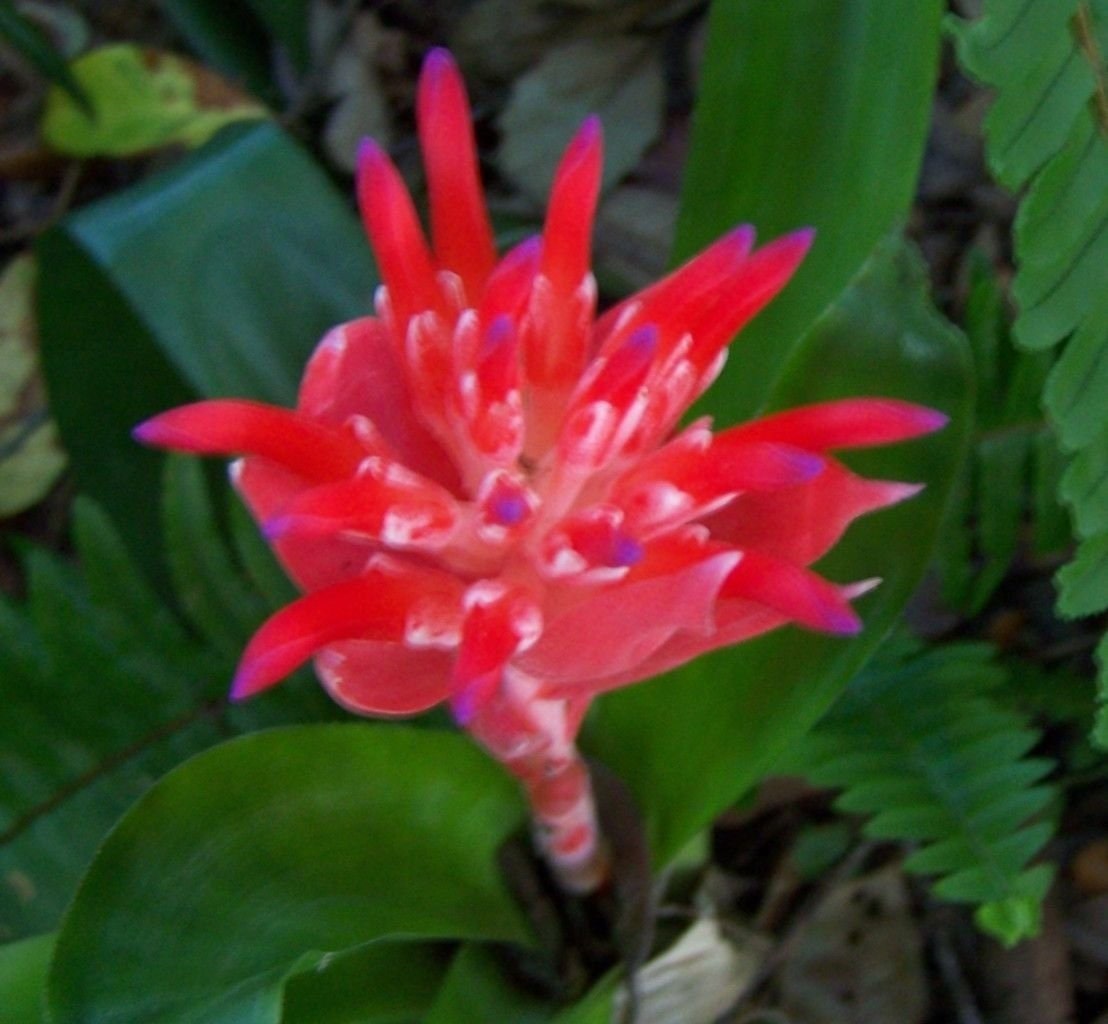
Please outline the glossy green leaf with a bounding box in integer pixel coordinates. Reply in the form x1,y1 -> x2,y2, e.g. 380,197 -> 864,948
674,0 -> 943,418
970,431 -> 1030,612
36,121 -> 376,581
49,726 -> 529,1024
282,942 -> 446,1024
585,237 -> 972,865
0,932 -> 52,1023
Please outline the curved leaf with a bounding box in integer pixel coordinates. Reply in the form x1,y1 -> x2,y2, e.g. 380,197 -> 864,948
585,237 -> 973,864
0,933 -> 52,1023
674,0 -> 944,418
36,121 -> 376,582
48,726 -> 528,1024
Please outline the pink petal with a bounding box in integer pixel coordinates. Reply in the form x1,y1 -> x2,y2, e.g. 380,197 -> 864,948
298,317 -> 459,488
315,640 -> 454,716
232,567 -> 463,699
684,229 -> 814,373
541,116 -> 602,297
591,224 -> 756,354
517,548 -> 739,690
134,400 -> 365,481
717,398 -> 948,452
721,550 -> 861,634
233,457 -> 375,591
704,458 -> 923,566
417,49 -> 496,298
357,140 -> 440,324
478,236 -> 542,325
451,584 -> 543,724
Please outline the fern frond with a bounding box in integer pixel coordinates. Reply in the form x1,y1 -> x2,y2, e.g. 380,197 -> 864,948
951,0 -> 1108,740
0,468 -> 336,940
791,640 -> 1057,946
935,254 -> 1069,613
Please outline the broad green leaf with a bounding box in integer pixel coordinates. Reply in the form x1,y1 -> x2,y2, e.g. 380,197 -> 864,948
674,0 -> 943,418
0,0 -> 90,111
48,726 -> 529,1024
0,932 -> 52,1023
0,254 -> 66,516
36,121 -> 376,581
585,237 -> 973,864
425,945 -> 552,1024
41,44 -> 267,157
0,930 -> 51,1019
282,942 -> 446,1024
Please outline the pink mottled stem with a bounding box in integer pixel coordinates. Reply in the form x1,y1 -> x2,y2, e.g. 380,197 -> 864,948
464,683 -> 608,893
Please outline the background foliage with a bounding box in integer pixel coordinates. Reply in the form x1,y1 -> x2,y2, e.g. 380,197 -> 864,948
0,0 -> 1105,1020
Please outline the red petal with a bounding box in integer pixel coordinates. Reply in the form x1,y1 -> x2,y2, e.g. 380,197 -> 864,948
297,318 -> 459,488
451,584 -> 543,724
265,464 -> 459,549
684,229 -> 813,370
134,400 -> 364,481
417,49 -> 496,297
518,548 -> 738,690
721,550 -> 861,634
232,567 -> 462,699
718,399 -> 948,452
704,458 -> 923,566
541,116 -> 602,296
478,236 -> 542,324
315,640 -> 454,716
357,140 -> 439,322
233,457 -> 376,592
592,224 -> 755,353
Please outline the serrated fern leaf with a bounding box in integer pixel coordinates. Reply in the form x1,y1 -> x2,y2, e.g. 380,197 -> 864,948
0,486 -> 337,940
792,641 -> 1057,946
952,0 -> 1108,734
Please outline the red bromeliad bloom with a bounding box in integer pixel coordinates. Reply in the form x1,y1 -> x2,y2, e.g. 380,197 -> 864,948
136,49 -> 945,892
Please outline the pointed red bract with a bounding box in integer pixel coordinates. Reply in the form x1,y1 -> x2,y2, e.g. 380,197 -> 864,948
136,48 -> 946,894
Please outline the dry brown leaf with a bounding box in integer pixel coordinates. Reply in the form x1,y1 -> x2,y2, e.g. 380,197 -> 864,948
778,866 -> 928,1024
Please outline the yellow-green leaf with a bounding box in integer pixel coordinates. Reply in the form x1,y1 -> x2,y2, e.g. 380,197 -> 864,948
41,44 -> 267,157
0,255 -> 66,517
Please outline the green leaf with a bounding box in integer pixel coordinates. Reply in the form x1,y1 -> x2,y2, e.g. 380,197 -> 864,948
584,236 -> 973,865
242,0 -> 309,71
0,254 -> 67,517
0,498 -> 335,940
282,942 -> 447,1024
0,932 -> 53,1023
36,121 -> 376,582
792,642 -> 1057,946
0,0 -> 90,112
969,430 -> 1030,612
49,726 -> 529,1024
1056,529 -> 1108,618
41,44 -> 268,157
953,0 -> 1108,735
425,945 -> 553,1024
674,0 -> 943,417
160,0 -> 276,101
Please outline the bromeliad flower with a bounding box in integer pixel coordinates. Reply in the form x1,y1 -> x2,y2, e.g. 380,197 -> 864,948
136,49 -> 945,893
